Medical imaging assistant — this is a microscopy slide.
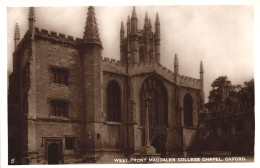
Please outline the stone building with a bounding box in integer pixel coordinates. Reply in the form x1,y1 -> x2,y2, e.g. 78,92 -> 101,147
202,85 -> 254,156
8,6 -> 205,164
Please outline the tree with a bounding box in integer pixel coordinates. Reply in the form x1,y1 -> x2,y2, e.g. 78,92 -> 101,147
207,76 -> 254,107
208,76 -> 231,105
239,79 -> 254,102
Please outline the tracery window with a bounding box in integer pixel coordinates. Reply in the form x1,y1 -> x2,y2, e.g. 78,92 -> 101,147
140,77 -> 168,127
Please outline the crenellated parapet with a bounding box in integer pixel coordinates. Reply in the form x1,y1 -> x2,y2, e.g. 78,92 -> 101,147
102,57 -> 200,89
178,75 -> 200,89
102,57 -> 125,66
102,57 -> 126,74
34,27 -> 81,46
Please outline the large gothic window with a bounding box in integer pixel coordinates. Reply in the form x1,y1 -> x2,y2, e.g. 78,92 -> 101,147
140,76 -> 168,127
107,80 -> 121,122
183,93 -> 193,126
139,46 -> 145,62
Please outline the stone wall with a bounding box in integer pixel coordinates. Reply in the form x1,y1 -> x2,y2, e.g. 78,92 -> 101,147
25,36 -> 85,163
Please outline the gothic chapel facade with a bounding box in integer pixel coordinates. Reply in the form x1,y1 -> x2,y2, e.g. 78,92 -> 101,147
8,6 -> 205,164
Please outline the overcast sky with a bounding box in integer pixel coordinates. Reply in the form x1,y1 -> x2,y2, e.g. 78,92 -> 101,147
7,6 -> 254,102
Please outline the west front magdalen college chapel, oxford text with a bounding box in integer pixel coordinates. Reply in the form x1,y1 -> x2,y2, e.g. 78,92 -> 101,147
9,6 -> 215,164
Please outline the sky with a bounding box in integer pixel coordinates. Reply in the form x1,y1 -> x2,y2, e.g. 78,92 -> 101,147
7,6 -> 254,102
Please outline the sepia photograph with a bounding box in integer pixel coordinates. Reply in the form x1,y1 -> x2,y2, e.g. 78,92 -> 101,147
3,1 -> 256,167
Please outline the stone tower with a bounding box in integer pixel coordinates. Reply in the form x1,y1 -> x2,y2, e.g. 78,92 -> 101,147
82,6 -> 103,151
120,7 -> 161,64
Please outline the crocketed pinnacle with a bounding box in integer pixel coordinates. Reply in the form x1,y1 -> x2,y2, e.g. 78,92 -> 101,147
145,11 -> 148,25
28,7 -> 36,21
200,61 -> 204,73
131,6 -> 138,20
14,23 -> 20,40
148,19 -> 152,29
174,53 -> 179,66
155,12 -> 160,25
120,21 -> 124,33
127,15 -> 131,24
83,6 -> 102,45
127,15 -> 131,34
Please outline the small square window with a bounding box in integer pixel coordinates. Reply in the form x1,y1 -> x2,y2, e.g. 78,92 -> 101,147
50,100 -> 68,117
50,67 -> 68,85
65,137 -> 75,150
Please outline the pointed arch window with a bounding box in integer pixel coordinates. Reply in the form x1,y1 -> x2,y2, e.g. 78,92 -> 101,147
140,76 -> 168,127
107,80 -> 121,122
183,93 -> 193,126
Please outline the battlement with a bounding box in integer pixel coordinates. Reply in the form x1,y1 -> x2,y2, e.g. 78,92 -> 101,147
102,57 -> 126,75
178,74 -> 200,89
155,63 -> 175,76
35,27 -> 82,45
102,57 -> 200,89
102,57 -> 125,66
179,75 -> 200,83
130,61 -> 174,75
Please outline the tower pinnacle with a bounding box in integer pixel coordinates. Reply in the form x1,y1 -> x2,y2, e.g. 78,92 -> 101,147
144,11 -> 150,32
174,53 -> 179,75
154,12 -> 160,62
155,12 -> 160,25
155,12 -> 160,39
131,6 -> 138,20
120,21 -> 125,60
83,6 -> 102,46
28,7 -> 36,33
28,7 -> 36,21
120,21 -> 125,33
14,23 -> 20,49
174,53 -> 179,66
145,11 -> 148,25
148,19 -> 152,32
14,23 -> 20,40
127,15 -> 131,34
130,6 -> 138,35
200,61 -> 204,73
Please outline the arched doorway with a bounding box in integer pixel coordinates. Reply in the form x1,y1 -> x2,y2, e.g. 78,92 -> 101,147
48,142 -> 59,164
140,76 -> 168,155
183,93 -> 193,126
